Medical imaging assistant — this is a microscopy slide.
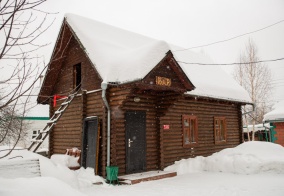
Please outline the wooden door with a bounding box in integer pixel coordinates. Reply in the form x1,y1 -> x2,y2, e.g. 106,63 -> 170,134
82,117 -> 99,172
125,111 -> 146,174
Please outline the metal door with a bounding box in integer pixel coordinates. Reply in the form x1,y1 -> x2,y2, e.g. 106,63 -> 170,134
125,111 -> 146,174
82,117 -> 99,169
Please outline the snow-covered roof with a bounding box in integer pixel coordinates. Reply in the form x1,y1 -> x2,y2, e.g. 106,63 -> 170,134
263,101 -> 284,122
65,13 -> 251,103
171,47 -> 251,103
243,123 -> 271,133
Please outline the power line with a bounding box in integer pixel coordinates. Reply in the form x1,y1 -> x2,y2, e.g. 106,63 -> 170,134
174,19 -> 284,52
177,57 -> 284,66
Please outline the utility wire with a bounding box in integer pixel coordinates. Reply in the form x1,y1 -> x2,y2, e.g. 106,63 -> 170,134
174,19 -> 284,52
177,57 -> 284,66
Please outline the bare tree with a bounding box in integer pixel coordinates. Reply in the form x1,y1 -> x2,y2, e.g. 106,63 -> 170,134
234,39 -> 273,140
0,0 -> 53,157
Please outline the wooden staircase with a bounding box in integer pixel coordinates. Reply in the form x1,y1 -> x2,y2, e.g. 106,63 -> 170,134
28,93 -> 77,152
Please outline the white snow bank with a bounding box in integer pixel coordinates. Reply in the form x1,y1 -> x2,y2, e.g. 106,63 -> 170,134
165,141 -> 284,175
51,154 -> 80,167
263,101 -> 284,122
0,146 -> 105,190
0,146 -> 79,188
1,143 -> 284,196
76,167 -> 107,189
0,177 -> 85,196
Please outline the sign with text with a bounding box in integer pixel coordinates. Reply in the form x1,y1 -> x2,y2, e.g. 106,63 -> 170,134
156,76 -> 171,87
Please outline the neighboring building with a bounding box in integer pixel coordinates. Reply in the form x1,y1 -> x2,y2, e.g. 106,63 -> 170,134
18,87 -> 49,151
38,14 -> 251,176
263,101 -> 284,146
243,123 -> 271,142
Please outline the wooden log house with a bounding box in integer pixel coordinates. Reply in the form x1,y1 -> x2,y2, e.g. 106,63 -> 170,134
38,13 -> 252,177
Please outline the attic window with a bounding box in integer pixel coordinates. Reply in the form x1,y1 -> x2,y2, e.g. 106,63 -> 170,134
73,63 -> 81,91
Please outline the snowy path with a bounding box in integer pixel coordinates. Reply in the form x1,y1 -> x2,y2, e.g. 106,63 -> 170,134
82,172 -> 284,196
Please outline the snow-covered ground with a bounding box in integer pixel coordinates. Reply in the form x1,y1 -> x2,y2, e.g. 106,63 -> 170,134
1,141 -> 284,196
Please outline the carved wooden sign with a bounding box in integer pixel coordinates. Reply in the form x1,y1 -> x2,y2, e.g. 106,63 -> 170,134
156,76 -> 171,87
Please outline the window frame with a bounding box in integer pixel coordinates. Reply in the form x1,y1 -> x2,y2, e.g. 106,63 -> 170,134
32,130 -> 40,139
73,63 -> 82,91
182,115 -> 198,148
214,117 -> 227,144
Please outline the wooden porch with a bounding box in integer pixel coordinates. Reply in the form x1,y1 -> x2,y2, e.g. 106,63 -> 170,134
118,170 -> 177,185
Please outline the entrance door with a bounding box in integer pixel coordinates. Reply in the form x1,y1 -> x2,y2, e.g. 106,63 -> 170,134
125,111 -> 146,174
82,117 -> 99,171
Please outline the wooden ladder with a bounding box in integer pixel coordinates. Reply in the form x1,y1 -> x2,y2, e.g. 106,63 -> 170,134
28,93 -> 77,152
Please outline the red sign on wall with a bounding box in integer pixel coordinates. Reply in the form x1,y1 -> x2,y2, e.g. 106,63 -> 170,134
163,125 -> 170,130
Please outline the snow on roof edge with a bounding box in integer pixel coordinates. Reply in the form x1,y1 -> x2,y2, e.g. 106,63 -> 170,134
63,13 -> 252,104
185,91 -> 253,104
263,101 -> 284,122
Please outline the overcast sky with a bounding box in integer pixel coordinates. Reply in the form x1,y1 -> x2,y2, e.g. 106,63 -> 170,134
38,0 -> 284,105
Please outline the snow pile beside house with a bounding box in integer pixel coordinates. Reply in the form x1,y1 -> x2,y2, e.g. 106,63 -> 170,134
1,142 -> 284,195
263,100 -> 284,122
0,146 -> 105,189
165,141 -> 284,175
51,154 -> 80,167
0,177 -> 85,196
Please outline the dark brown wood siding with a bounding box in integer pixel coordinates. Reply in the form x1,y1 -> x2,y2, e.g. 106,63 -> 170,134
49,96 -> 83,155
47,34 -> 106,175
49,91 -> 106,175
52,36 -> 102,95
109,87 -> 160,175
85,91 -> 106,176
159,96 -> 243,168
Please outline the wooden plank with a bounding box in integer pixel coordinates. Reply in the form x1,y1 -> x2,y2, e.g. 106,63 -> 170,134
0,158 -> 41,178
119,171 -> 177,185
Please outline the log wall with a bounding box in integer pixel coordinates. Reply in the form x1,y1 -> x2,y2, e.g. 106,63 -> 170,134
159,96 -> 243,168
53,36 -> 102,95
47,32 -> 108,175
109,87 -> 160,175
107,87 -> 243,174
49,96 -> 83,155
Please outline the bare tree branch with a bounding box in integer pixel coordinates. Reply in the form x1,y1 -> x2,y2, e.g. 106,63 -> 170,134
233,38 -> 273,140
0,0 -> 53,155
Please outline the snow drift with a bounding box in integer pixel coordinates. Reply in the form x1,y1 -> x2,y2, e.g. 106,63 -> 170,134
165,141 -> 284,175
1,142 -> 284,196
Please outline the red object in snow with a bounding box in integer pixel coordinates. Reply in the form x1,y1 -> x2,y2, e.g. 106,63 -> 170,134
53,95 -> 67,107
